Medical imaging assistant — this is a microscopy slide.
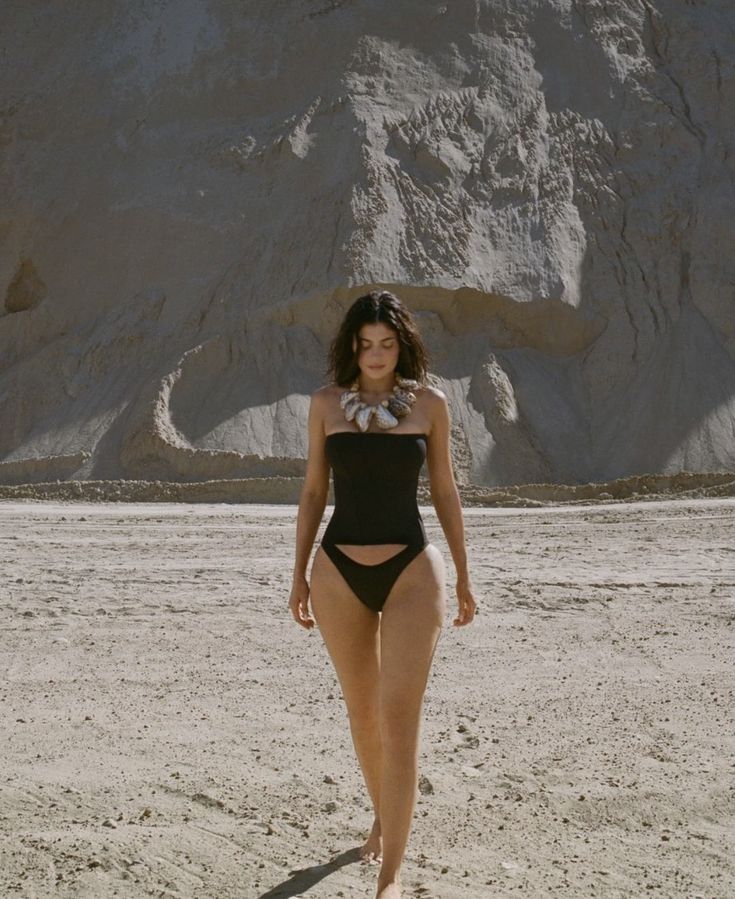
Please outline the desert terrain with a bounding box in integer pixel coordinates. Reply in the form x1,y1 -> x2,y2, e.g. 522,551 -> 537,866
1,496 -> 733,898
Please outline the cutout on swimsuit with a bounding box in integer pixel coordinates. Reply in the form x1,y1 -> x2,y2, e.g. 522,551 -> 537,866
334,543 -> 408,565
320,432 -> 428,613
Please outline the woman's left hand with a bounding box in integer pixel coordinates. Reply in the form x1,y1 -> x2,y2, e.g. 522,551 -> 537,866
454,578 -> 477,627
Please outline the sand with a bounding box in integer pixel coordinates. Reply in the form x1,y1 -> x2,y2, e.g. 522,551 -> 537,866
1,498 -> 733,898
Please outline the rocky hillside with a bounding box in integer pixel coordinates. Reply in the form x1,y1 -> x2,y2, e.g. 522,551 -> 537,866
1,0 -> 734,487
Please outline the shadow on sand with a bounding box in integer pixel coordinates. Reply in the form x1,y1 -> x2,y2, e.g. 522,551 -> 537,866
257,847 -> 364,897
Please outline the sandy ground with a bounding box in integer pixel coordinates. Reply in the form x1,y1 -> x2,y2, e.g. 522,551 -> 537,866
1,498 -> 733,899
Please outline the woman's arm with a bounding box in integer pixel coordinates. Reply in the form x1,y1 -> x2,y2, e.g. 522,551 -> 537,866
289,390 -> 330,629
425,388 -> 477,626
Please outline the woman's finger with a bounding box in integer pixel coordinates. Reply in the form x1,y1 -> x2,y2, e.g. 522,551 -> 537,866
301,605 -> 315,628
453,594 -> 477,626
294,594 -> 315,629
289,594 -> 309,628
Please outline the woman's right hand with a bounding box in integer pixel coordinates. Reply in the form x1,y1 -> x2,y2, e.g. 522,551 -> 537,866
289,575 -> 315,630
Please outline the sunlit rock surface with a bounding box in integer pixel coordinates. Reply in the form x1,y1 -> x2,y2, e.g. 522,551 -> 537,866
1,0 -> 734,487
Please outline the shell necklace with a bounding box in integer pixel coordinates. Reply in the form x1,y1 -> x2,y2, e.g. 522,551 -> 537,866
340,374 -> 419,432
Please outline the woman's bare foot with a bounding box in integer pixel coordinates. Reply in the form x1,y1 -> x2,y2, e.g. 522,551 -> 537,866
359,817 -> 382,862
376,877 -> 401,898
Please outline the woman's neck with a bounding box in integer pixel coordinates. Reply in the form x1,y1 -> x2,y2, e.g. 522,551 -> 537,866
357,372 -> 396,396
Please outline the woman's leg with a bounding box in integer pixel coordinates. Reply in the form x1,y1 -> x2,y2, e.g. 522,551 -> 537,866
376,545 -> 446,896
309,547 -> 384,859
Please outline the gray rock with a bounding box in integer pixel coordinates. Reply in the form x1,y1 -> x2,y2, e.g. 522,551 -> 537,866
1,1 -> 733,487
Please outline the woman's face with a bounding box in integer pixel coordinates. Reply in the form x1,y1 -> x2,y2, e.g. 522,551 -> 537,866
353,322 -> 400,380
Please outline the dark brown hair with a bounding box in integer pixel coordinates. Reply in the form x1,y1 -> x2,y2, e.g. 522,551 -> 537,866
327,290 -> 429,386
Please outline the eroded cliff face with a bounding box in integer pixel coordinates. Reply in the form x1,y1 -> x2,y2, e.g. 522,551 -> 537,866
1,0 -> 734,487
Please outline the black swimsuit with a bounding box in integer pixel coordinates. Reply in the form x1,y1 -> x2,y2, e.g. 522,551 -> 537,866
320,431 -> 429,613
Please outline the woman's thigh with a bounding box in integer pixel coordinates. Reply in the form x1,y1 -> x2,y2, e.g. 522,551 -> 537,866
310,546 -> 381,716
379,544 -> 446,725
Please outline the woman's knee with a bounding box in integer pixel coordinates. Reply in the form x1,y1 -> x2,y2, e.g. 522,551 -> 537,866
379,697 -> 422,750
345,695 -> 380,734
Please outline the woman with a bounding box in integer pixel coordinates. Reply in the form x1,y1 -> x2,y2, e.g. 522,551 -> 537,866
289,290 -> 477,899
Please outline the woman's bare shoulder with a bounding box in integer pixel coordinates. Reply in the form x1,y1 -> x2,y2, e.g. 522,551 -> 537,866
416,384 -> 449,437
310,384 -> 343,418
311,384 -> 341,401
418,384 -> 448,406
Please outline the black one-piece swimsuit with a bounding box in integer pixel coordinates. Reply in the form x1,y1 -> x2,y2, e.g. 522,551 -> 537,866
320,431 -> 429,613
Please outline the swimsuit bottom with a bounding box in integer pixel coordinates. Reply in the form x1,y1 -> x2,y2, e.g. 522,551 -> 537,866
320,540 -> 428,613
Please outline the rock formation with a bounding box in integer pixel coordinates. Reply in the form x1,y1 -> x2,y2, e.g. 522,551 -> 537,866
1,0 -> 734,487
